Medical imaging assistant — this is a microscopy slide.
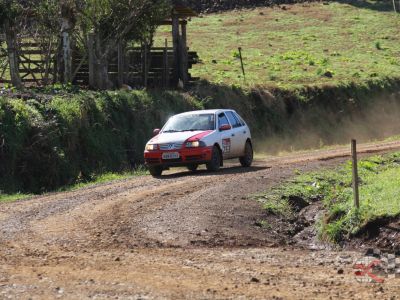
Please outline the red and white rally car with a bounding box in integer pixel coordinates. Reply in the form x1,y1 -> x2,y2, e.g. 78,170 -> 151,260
144,109 -> 253,177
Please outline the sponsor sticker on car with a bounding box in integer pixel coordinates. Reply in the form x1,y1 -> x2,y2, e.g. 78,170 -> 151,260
222,138 -> 231,153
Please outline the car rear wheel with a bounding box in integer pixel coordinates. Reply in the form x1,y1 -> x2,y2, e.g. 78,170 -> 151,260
149,166 -> 163,177
187,164 -> 199,172
239,141 -> 253,167
206,146 -> 221,172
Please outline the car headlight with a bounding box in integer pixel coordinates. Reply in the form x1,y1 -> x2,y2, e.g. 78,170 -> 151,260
185,141 -> 206,148
146,144 -> 158,151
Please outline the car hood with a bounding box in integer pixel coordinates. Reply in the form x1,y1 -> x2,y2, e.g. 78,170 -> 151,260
149,130 -> 213,144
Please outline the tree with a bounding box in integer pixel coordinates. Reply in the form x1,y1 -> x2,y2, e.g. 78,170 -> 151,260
67,0 -> 171,89
0,0 -> 60,88
0,0 -> 23,89
1,0 -> 170,89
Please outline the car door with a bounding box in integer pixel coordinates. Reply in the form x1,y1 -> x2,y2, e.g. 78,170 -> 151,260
226,111 -> 246,156
234,111 -> 251,154
217,112 -> 237,158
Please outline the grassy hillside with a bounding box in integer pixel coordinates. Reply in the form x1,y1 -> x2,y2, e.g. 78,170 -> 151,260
158,1 -> 400,88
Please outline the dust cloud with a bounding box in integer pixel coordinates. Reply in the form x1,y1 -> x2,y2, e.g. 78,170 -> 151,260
254,93 -> 400,154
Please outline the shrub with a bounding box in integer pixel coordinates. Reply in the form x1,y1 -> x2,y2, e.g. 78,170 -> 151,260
0,90 -> 202,193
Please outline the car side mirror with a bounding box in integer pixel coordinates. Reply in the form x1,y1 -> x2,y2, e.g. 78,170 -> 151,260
219,124 -> 231,131
153,128 -> 160,136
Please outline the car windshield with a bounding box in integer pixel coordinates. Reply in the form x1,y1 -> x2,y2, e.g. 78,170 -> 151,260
162,114 -> 215,132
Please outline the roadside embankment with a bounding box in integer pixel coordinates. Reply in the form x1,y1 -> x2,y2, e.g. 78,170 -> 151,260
1,77 -> 400,193
0,89 -> 201,193
257,151 -> 400,251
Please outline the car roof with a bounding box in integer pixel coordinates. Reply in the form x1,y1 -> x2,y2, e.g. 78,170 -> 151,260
175,109 -> 235,116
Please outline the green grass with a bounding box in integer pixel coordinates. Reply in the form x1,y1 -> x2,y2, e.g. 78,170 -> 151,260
257,151 -> 400,243
59,166 -> 148,192
0,193 -> 32,203
0,166 -> 148,203
156,1 -> 400,89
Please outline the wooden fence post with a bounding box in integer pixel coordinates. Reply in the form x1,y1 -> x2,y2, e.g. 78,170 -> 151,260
172,15 -> 180,86
117,41 -> 125,87
238,47 -> 246,79
142,43 -> 148,88
163,38 -> 169,88
88,33 -> 95,88
62,32 -> 72,83
351,139 -> 360,209
180,21 -> 188,87
4,20 -> 22,89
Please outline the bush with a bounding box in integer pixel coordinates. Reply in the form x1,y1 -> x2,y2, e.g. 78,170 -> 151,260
0,90 -> 201,193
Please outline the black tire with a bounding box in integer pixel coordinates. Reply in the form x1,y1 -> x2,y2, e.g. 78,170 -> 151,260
206,146 -> 221,172
148,166 -> 163,177
240,141 -> 253,167
187,164 -> 199,172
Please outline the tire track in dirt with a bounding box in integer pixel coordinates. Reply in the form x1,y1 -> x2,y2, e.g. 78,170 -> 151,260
1,140 -> 400,299
81,140 -> 400,250
1,140 -> 400,250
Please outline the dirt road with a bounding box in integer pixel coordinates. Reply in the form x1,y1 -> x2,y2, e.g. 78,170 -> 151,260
1,141 -> 400,299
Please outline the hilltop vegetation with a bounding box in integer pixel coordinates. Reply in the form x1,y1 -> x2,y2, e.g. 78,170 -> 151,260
179,0 -> 314,13
157,1 -> 400,89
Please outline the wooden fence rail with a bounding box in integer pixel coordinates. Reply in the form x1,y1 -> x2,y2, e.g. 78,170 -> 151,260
0,35 -> 199,88
0,37 -> 57,86
71,46 -> 198,88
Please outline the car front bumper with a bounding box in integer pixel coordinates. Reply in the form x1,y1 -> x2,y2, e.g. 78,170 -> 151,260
144,146 -> 213,167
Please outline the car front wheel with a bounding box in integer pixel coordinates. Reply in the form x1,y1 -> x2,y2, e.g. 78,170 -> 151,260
206,146 -> 221,172
149,166 -> 163,177
187,164 -> 199,172
239,141 -> 253,167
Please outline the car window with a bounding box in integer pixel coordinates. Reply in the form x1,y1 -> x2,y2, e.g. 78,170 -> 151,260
218,113 -> 230,128
226,111 -> 242,128
163,114 -> 215,132
234,112 -> 246,126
